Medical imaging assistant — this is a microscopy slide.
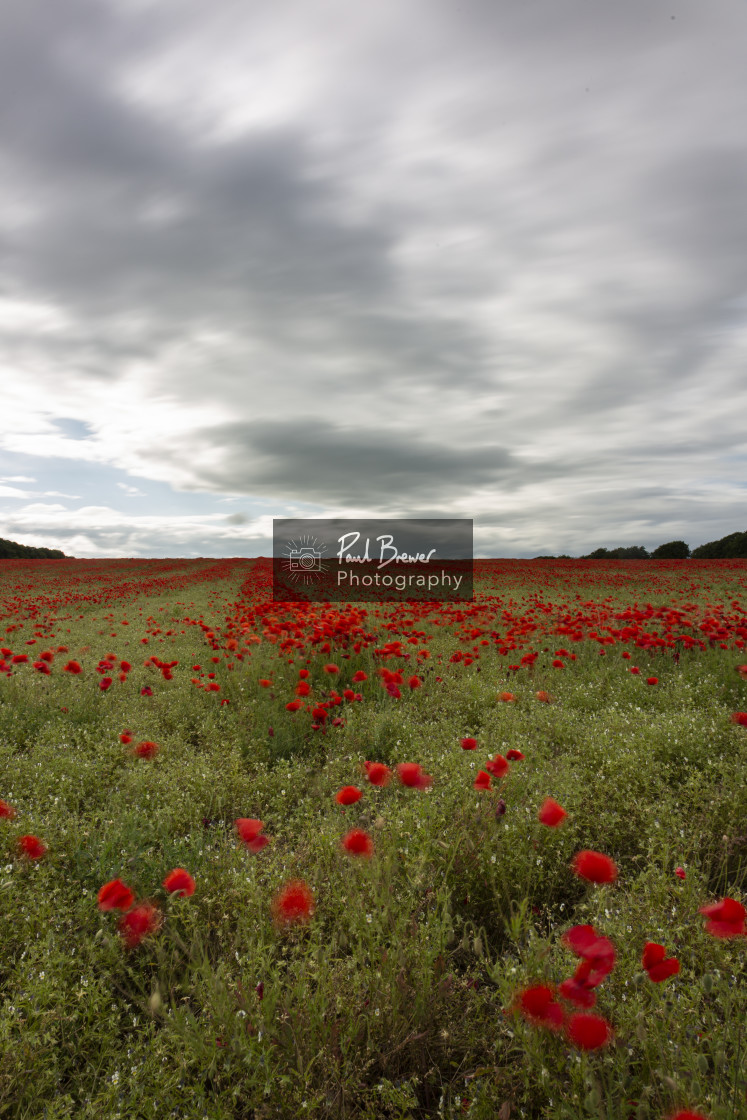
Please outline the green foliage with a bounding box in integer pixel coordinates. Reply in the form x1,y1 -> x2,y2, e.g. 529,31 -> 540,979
0,563 -> 746,1118
692,530 -> 747,559
652,540 -> 691,559
0,536 -> 66,559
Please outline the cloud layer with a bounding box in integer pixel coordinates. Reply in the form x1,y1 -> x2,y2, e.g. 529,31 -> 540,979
1,0 -> 746,556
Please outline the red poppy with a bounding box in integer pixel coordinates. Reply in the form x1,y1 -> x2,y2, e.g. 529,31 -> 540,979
535,691 -> 553,703
485,754 -> 510,778
630,667 -> 640,675
120,661 -> 131,673
561,925 -> 616,986
558,974 -> 596,1009
538,797 -> 567,827
17,834 -> 46,860
736,664 -> 747,679
335,786 -> 362,806
285,700 -> 304,711
235,818 -> 270,852
298,669 -> 309,679
514,984 -> 564,1031
352,671 -> 367,683
134,740 -> 159,759
311,706 -> 328,723
506,749 -> 524,760
0,799 -> 17,820
675,866 -> 686,880
641,942 -> 680,983
119,731 -> 133,744
97,878 -> 135,911
11,654 -> 28,664
63,660 -> 82,674
364,761 -> 392,787
552,660 -> 564,669
141,686 -> 153,696
323,664 -> 339,675
163,868 -> 196,897
473,770 -> 492,791
646,677 -> 658,686
499,692 -> 516,702
408,675 -> 422,689
698,897 -> 746,938
119,902 -> 161,948
461,737 -> 478,750
571,850 -> 618,884
565,1012 -> 612,1050
667,1111 -> 711,1120
271,879 -> 315,927
258,679 -> 272,688
731,712 -> 747,727
342,828 -> 374,858
99,677 -> 113,691
396,762 -> 432,789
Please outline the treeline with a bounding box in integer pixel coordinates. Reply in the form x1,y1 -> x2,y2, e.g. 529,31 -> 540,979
535,529 -> 747,560
0,537 -> 67,559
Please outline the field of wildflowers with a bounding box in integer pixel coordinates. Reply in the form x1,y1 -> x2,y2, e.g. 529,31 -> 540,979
1,556 -> 746,1119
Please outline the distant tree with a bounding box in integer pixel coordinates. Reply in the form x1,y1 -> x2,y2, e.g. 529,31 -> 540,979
0,537 -> 66,559
692,531 -> 747,559
652,540 -> 690,559
583,546 -> 649,559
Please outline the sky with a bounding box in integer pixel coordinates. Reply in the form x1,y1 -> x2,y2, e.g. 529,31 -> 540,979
1,0 -> 746,559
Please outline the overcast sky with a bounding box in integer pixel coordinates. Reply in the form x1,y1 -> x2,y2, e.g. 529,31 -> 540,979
1,0 -> 746,558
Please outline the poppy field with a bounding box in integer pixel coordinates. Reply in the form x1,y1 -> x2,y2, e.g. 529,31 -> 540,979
1,556 -> 746,1120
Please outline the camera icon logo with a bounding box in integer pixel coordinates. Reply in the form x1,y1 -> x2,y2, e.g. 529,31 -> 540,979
282,536 -> 327,584
288,546 -> 323,572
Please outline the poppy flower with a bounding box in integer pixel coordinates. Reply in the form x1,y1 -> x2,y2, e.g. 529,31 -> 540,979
323,664 -> 339,675
461,737 -> 478,750
119,731 -> 133,744
499,692 -> 516,702
698,897 -> 746,939
134,740 -> 159,759
506,749 -> 524,761
629,667 -> 640,675
342,828 -> 374,858
641,942 -> 680,983
565,1012 -> 612,1050
538,797 -> 567,827
408,675 -> 421,689
485,754 -> 510,778
0,799 -> 17,820
352,671 -> 367,683
298,669 -> 309,679
514,984 -> 564,1031
235,818 -> 270,852
558,974 -> 597,1009
646,677 -> 658,686
552,660 -> 564,669
286,700 -> 304,711
473,770 -> 492,791
119,902 -> 161,948
731,712 -> 747,728
364,761 -> 392,787
667,1111 -> 711,1120
535,691 -> 553,703
99,677 -> 113,691
335,786 -> 362,806
271,879 -> 315,927
17,834 -> 46,860
386,684 -> 401,699
396,763 -> 432,789
675,866 -> 686,880
258,679 -> 272,688
98,878 -> 135,911
141,686 -> 153,696
163,868 -> 196,897
62,660 -> 82,674
736,665 -> 747,679
561,925 -> 616,986
571,850 -> 618,884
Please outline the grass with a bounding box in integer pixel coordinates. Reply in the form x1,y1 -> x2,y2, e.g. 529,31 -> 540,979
0,557 -> 746,1119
